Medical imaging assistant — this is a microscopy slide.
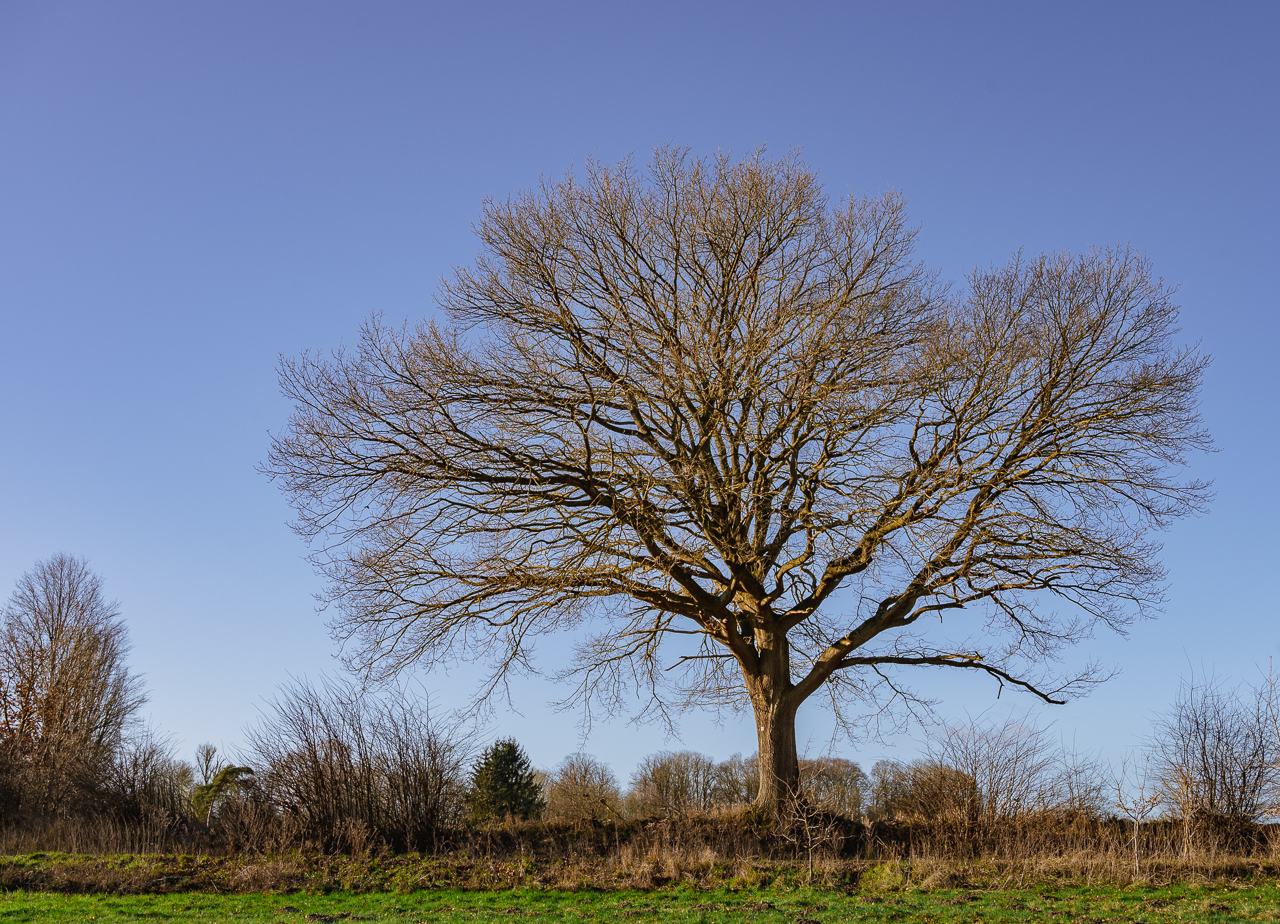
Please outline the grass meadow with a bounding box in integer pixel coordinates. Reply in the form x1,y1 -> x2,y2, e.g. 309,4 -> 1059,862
4,883 -> 1280,923
6,850 -> 1280,923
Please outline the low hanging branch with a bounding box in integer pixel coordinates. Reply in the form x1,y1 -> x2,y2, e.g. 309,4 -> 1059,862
835,655 -> 1069,705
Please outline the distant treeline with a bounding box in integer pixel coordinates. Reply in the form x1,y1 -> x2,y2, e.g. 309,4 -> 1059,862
4,555 -> 1280,863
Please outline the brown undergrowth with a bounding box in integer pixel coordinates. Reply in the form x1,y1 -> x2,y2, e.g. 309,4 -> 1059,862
5,849 -> 1280,896
5,809 -> 1280,895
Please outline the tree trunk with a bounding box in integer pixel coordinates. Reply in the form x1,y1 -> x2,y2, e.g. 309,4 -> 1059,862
745,634 -> 801,817
752,694 -> 800,815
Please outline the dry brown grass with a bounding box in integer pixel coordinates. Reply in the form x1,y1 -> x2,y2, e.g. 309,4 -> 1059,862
5,810 -> 1280,894
5,849 -> 1280,896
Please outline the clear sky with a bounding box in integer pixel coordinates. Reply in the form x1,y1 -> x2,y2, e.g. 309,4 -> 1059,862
1,1 -> 1277,779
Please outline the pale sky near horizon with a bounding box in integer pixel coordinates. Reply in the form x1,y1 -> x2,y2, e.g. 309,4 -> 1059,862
1,2 -> 1277,780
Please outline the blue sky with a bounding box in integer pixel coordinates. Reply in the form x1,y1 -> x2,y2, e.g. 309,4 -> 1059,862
1,2 -> 1276,778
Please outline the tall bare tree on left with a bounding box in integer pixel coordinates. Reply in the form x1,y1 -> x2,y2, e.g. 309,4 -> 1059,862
0,554 -> 145,815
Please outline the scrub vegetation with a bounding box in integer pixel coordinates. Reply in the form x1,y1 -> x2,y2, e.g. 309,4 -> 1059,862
5,664 -> 1280,899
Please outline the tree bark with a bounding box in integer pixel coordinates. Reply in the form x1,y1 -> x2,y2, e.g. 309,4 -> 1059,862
744,632 -> 801,816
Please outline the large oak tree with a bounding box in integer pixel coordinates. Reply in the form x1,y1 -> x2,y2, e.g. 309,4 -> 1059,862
268,149 -> 1210,813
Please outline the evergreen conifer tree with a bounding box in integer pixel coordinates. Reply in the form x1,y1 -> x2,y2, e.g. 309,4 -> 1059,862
467,739 -> 544,823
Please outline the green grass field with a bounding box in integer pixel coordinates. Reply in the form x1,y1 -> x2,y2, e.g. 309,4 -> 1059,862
2,884 -> 1279,923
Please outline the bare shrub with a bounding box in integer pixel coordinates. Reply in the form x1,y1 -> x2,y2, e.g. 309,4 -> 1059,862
214,783 -> 286,855
105,728 -> 192,829
545,753 -> 622,823
0,726 -> 199,853
0,740 -> 20,821
1052,742 -> 1109,818
246,677 -> 468,852
1113,751 -> 1164,875
1152,674 -> 1279,847
864,719 -> 1112,858
931,717 -> 1059,822
777,797 -> 846,883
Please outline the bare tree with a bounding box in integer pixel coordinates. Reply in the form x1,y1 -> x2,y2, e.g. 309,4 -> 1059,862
800,756 -> 867,818
867,758 -> 979,826
194,742 -> 225,788
711,753 -> 760,807
544,753 -> 623,823
1113,752 -> 1162,876
0,554 -> 145,814
107,727 -> 193,830
267,147 -> 1211,814
626,750 -> 719,817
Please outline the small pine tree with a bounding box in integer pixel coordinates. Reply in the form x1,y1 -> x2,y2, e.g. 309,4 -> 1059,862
467,738 -> 544,823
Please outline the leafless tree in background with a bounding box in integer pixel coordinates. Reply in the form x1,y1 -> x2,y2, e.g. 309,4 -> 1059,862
626,750 -> 720,817
800,756 -> 868,818
931,716 -> 1058,822
711,753 -> 760,807
544,753 -> 623,823
194,743 -> 226,787
621,749 -> 866,818
867,758 -> 980,826
0,554 -> 145,816
268,147 -> 1211,814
